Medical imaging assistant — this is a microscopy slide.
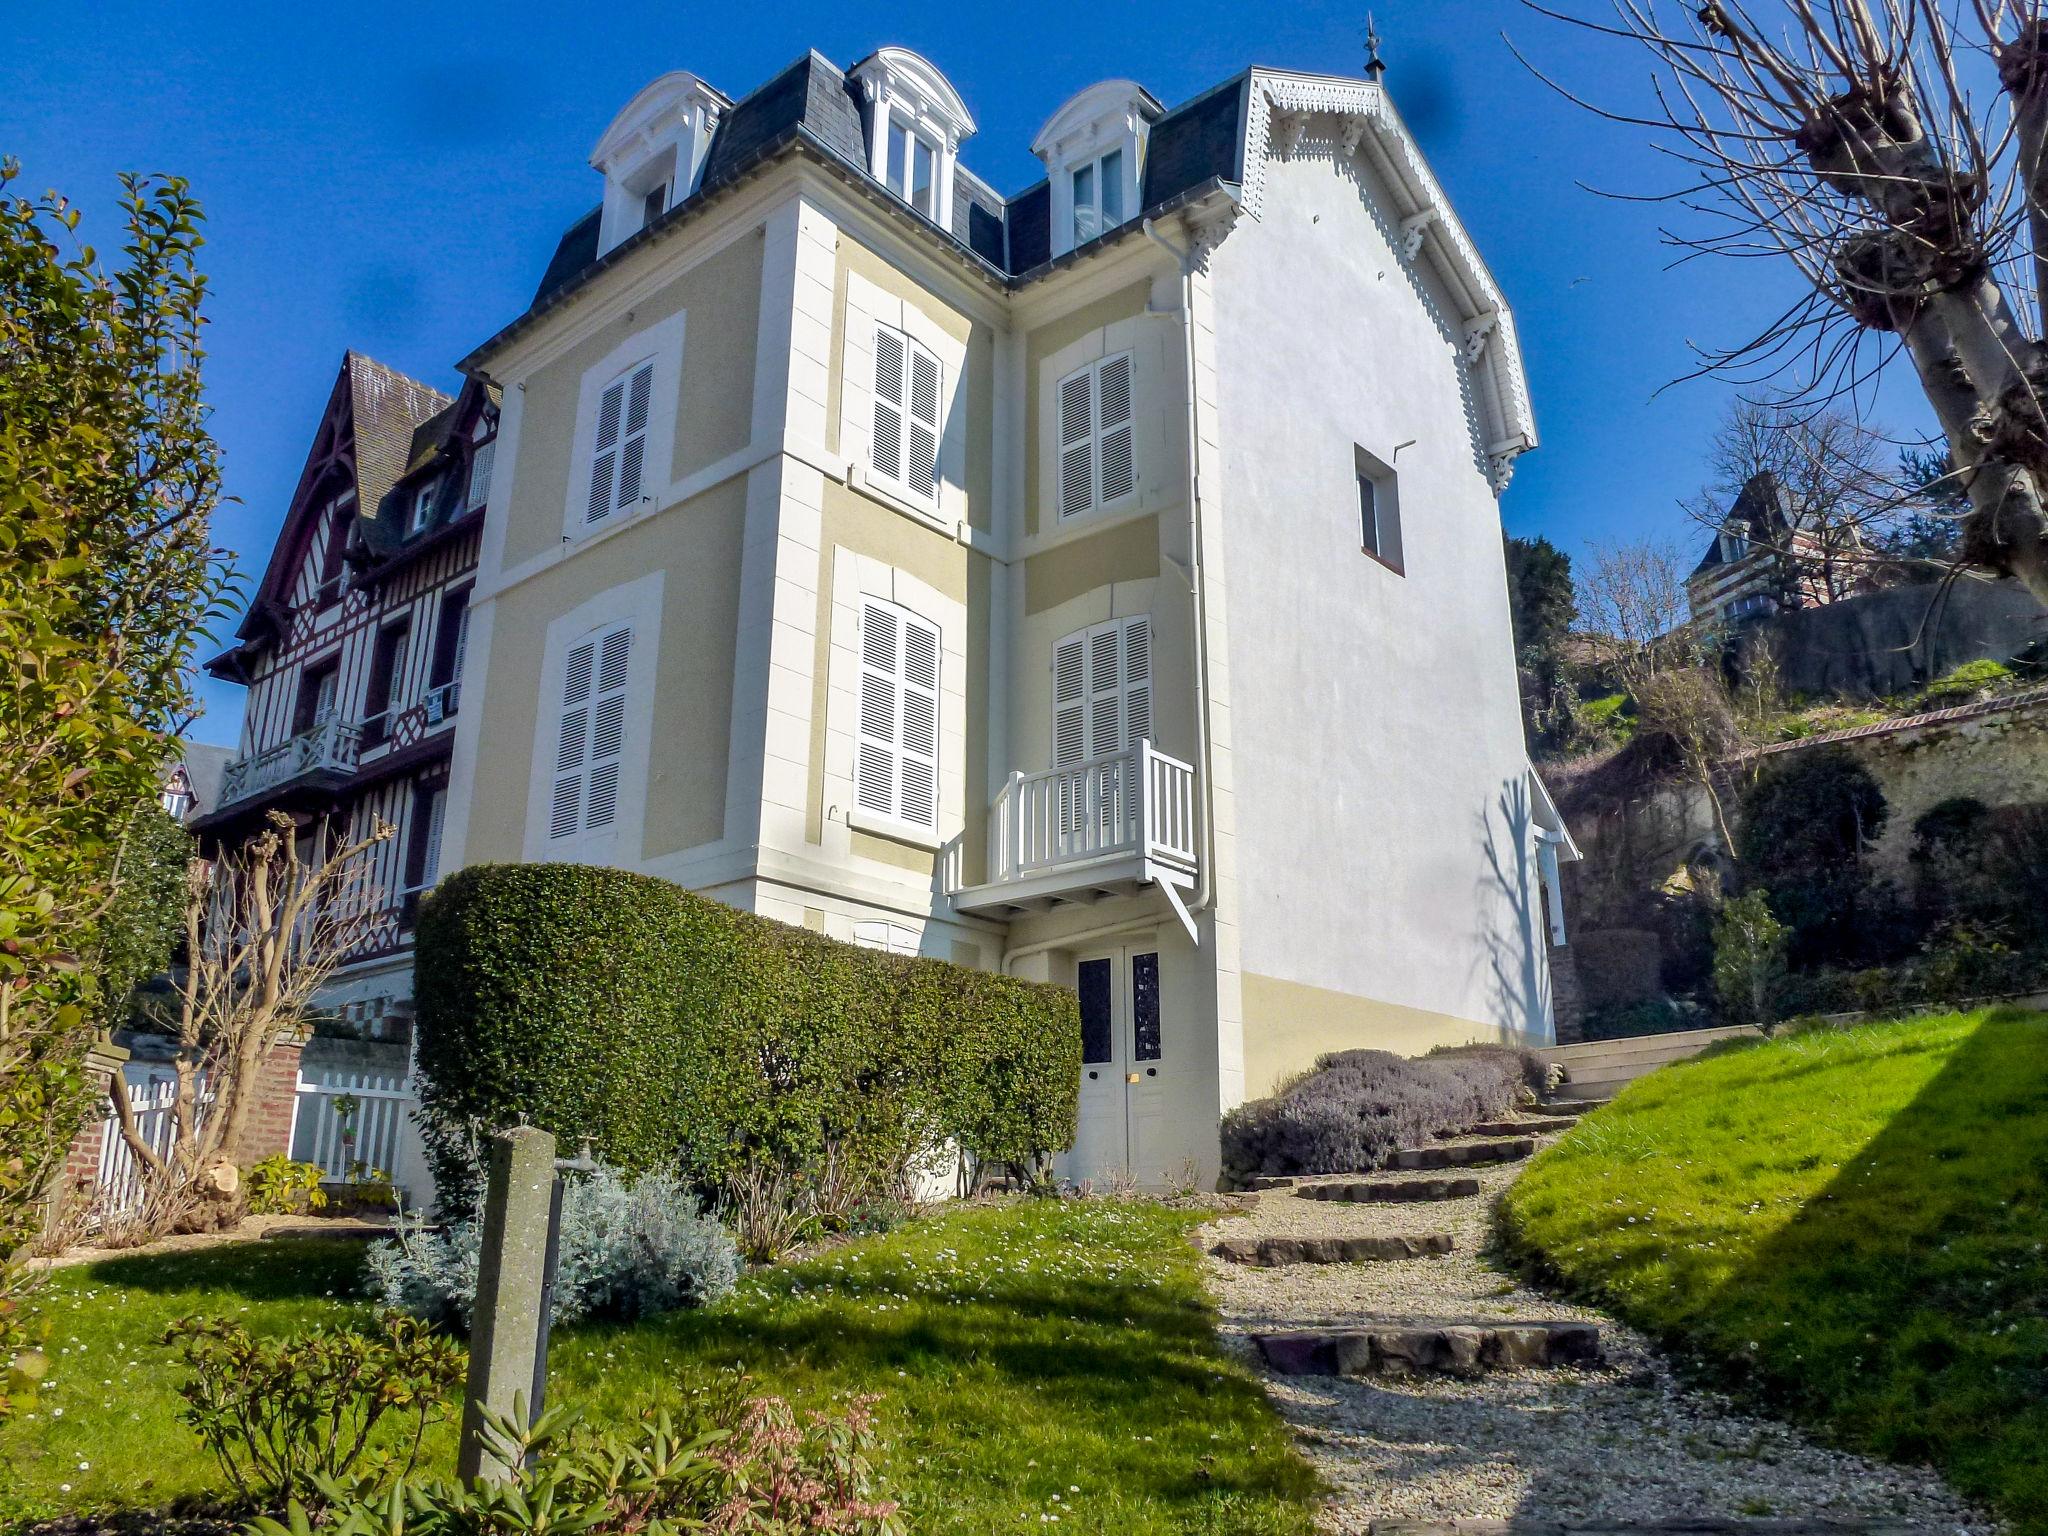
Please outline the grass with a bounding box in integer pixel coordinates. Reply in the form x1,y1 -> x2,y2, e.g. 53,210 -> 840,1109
0,1199 -> 1318,1535
1498,1007 -> 2048,1533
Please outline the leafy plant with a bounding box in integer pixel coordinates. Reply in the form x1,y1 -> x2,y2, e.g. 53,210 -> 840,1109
1737,747 -> 1890,967
164,1312 -> 463,1505
248,1380 -> 906,1536
1713,890 -> 1789,1028
367,1157 -> 738,1328
0,162 -> 234,1417
246,1155 -> 327,1216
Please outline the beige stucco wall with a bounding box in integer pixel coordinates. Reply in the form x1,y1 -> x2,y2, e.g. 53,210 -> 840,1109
1023,514 -> 1161,615
500,231 -> 763,573
464,478 -> 746,865
1240,972 -> 1528,1100
803,478 -> 987,874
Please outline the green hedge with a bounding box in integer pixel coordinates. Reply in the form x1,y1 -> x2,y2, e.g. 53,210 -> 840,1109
412,863 -> 1079,1198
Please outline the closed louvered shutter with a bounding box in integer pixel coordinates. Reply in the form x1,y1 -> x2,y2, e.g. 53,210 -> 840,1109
585,362 -> 654,527
871,325 -> 942,507
855,600 -> 941,830
549,623 -> 632,840
1122,616 -> 1151,745
1053,633 -> 1088,767
1097,354 -> 1134,504
466,438 -> 495,511
872,329 -> 904,486
1058,368 -> 1094,520
1052,614 -> 1153,766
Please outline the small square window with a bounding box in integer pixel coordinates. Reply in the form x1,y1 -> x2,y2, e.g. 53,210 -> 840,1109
1354,445 -> 1404,574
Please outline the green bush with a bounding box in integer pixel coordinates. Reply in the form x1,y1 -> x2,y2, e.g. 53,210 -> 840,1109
1738,747 -> 1890,967
1713,889 -> 1789,1027
412,864 -> 1079,1201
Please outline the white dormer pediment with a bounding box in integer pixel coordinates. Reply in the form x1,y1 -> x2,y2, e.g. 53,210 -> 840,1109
1033,80 -> 1161,258
848,47 -> 976,228
592,71 -> 729,257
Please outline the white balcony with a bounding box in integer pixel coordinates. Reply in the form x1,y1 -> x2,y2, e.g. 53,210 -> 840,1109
953,739 -> 1197,916
217,717 -> 363,809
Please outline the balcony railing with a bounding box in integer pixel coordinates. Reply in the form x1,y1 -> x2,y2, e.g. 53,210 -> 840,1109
987,739 -> 1197,887
218,716 -> 363,808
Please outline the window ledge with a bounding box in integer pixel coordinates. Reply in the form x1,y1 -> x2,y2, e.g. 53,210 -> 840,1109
849,465 -> 950,536
848,808 -> 943,851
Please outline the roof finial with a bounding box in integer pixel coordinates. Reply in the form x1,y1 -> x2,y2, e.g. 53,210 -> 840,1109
1364,13 -> 1387,81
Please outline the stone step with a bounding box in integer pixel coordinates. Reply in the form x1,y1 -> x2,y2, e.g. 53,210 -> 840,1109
1529,1097 -> 1608,1116
1464,1118 -> 1565,1138
1366,1522 -> 1937,1535
1297,1176 -> 1481,1203
1211,1232 -> 1453,1266
1393,1137 -> 1535,1171
1254,1319 -> 1601,1378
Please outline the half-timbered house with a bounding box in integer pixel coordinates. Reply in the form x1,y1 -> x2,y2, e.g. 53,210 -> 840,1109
198,352 -> 496,1037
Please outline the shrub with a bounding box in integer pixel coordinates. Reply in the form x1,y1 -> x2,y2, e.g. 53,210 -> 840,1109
1713,890 -> 1789,1027
1738,747 -> 1889,967
249,1380 -> 904,1536
1218,1043 -> 1536,1185
1913,657 -> 2012,708
366,1157 -> 737,1329
165,1312 -> 462,1506
412,864 -> 1079,1201
245,1155 -> 326,1216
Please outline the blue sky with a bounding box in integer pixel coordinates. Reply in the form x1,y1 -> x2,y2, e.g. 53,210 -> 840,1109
8,0 -> 1931,745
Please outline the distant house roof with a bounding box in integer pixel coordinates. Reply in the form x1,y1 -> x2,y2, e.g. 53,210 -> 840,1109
1690,472 -> 1797,579
164,742 -> 233,821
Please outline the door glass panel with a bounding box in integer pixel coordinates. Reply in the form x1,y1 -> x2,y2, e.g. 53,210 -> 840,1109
1078,958 -> 1113,1064
1132,951 -> 1161,1061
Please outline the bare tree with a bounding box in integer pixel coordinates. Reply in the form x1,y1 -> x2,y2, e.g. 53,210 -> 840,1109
106,811 -> 393,1235
1521,0 -> 2048,609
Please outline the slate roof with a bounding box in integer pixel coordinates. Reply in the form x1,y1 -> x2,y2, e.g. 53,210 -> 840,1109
346,353 -> 452,524
355,377 -> 500,565
167,742 -> 233,820
510,52 -> 1252,333
1690,471 -> 1797,577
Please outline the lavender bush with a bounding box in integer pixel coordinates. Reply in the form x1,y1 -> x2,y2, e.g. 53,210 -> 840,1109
1219,1044 -> 1543,1186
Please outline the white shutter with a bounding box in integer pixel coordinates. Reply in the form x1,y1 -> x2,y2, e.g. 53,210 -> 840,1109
1087,626 -> 1121,757
584,362 -> 653,528
586,382 -> 623,525
871,328 -> 905,486
854,600 -> 940,830
906,342 -> 940,504
420,789 -> 446,887
1122,616 -> 1151,746
1097,353 -> 1135,504
466,438 -> 495,511
1057,367 -> 1094,520
1053,634 -> 1087,766
548,624 -> 631,840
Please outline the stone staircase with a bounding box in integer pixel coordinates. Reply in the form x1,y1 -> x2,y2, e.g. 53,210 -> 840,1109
1537,1025 -> 1761,1102
1297,1175 -> 1483,1203
1212,1232 -> 1453,1266
1393,1136 -> 1536,1170
1254,1319 -> 1601,1378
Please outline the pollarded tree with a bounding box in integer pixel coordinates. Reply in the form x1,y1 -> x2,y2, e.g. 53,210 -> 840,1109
1527,0 -> 2048,608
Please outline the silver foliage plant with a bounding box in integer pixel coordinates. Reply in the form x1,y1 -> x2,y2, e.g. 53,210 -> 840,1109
366,1160 -> 738,1328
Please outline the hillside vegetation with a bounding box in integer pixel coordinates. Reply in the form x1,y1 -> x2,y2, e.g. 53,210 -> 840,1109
1499,1009 -> 2048,1532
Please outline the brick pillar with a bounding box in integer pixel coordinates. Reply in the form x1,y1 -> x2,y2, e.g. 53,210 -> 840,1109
58,1041 -> 131,1193
1549,943 -> 1585,1045
232,1031 -> 308,1165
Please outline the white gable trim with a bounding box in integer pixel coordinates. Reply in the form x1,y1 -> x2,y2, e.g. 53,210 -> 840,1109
1239,70 -> 1538,494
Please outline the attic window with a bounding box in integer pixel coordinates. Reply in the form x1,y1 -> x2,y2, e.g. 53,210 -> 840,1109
1032,80 -> 1158,260
849,49 -> 975,235
887,115 -> 939,219
408,479 -> 438,536
591,72 -> 725,257
1071,148 -> 1125,244
640,182 -> 667,232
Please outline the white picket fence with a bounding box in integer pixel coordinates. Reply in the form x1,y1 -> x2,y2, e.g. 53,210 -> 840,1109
290,1062 -> 427,1193
94,1068 -> 189,1219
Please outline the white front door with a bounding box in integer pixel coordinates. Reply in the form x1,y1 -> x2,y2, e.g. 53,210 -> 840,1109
1071,945 -> 1169,1185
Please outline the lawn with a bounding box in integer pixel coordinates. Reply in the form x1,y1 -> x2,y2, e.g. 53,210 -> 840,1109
0,1198 -> 1319,1535
1498,1007 -> 2048,1534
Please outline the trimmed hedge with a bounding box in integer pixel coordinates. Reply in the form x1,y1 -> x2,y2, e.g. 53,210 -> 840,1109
412,863 -> 1079,1199
1218,1043 -> 1541,1187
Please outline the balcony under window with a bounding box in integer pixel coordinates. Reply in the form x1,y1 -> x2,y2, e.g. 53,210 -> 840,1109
952,739 -> 1196,922
215,715 -> 363,810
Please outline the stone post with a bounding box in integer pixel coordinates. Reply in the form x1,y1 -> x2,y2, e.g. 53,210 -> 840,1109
457,1125 -> 556,1482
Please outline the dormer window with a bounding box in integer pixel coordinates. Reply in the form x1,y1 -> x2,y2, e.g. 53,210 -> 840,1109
592,71 -> 728,257
1033,80 -> 1162,260
850,49 -> 976,230
1071,147 -> 1125,244
408,479 -> 438,536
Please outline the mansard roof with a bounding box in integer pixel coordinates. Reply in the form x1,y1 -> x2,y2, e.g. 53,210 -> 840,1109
471,55 -> 1537,473
1689,472 -> 1798,577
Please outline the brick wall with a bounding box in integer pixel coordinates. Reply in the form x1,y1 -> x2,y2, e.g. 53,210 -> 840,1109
232,1032 -> 307,1165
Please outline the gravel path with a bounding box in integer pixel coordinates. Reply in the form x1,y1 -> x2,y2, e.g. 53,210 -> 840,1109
1203,1132 -> 1997,1533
